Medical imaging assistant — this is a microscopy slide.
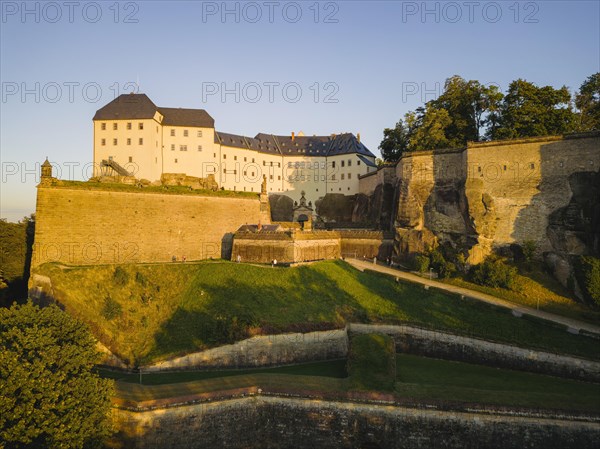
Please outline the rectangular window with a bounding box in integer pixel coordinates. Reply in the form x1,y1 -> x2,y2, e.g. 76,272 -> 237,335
101,123 -> 106,130
234,156 -> 237,161
252,158 -> 255,163
138,123 -> 144,130
278,175 -> 281,180
341,173 -> 345,180
170,129 -> 175,137
127,122 -> 132,130
213,153 -> 216,158
180,145 -> 187,151
175,158 -> 178,163
113,123 -> 118,130
184,130 -> 189,137
128,156 -> 133,163
139,138 -> 143,145
263,161 -> 266,166
197,130 -> 203,137
269,175 -> 273,180
357,160 -> 361,166
244,157 -> 247,162
278,162 -> 281,167
341,160 -> 345,167
101,138 -> 106,146
223,154 -> 227,159
171,144 -> 175,151
198,145 -> 202,151
127,138 -> 131,145
348,173 -> 352,179
332,161 -> 336,168
348,160 -> 352,167
113,138 -> 118,145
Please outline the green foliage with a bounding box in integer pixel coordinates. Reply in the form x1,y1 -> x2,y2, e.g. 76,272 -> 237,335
489,79 -> 577,140
470,256 -> 518,289
102,295 -> 122,320
0,302 -> 113,449
575,72 -> 600,131
522,240 -> 537,263
575,256 -> 600,306
135,271 -> 147,286
429,249 -> 456,279
379,118 -> 410,162
412,254 -> 430,273
348,334 -> 396,391
112,266 -> 129,286
0,216 -> 35,302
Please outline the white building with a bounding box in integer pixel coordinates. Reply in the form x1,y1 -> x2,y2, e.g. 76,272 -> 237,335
93,93 -> 377,203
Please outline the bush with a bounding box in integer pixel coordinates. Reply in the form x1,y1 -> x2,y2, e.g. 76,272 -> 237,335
102,295 -> 122,320
412,254 -> 430,273
575,256 -> 600,306
347,334 -> 396,391
0,302 -> 114,448
113,266 -> 129,286
470,256 -> 518,289
429,249 -> 456,279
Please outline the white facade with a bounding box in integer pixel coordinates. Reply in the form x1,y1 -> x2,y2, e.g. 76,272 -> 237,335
93,94 -> 377,204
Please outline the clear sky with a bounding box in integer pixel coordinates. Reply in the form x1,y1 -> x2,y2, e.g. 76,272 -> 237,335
1,0 -> 598,221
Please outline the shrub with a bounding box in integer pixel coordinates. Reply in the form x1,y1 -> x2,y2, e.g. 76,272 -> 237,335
429,249 -> 456,279
575,256 -> 600,306
135,271 -> 147,286
113,266 -> 129,286
522,240 -> 537,263
102,295 -> 122,320
347,334 -> 396,391
412,254 -> 430,273
470,256 -> 518,289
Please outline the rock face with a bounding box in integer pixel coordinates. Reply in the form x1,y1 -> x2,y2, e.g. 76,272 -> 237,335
388,133 -> 600,275
268,194 -> 294,222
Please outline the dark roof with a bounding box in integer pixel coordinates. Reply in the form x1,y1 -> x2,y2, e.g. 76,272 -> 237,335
237,224 -> 282,233
357,154 -> 378,167
158,107 -> 214,128
93,93 -> 214,127
93,93 -> 157,120
217,131 -> 376,158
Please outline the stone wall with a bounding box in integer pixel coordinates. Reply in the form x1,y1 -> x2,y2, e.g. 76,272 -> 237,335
143,328 -> 348,372
349,323 -> 600,383
386,133 -> 600,264
110,396 -> 600,449
97,323 -> 599,382
31,186 -> 263,267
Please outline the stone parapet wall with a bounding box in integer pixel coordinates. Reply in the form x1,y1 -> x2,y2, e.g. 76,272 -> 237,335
349,323 -> 600,383
111,396 -> 600,449
31,187 -> 263,267
143,328 -> 348,372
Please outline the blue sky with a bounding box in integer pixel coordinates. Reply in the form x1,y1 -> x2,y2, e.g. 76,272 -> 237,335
1,0 -> 599,221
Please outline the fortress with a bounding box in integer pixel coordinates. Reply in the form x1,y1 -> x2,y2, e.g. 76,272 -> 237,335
92,93 -> 377,205
31,95 -> 600,294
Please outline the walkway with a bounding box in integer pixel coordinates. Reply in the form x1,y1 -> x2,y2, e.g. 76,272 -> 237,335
346,258 -> 600,336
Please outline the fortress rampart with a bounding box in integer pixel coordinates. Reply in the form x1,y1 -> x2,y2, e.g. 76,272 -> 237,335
390,133 -> 600,265
31,185 -> 264,267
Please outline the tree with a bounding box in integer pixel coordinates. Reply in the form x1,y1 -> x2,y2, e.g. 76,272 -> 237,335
0,302 -> 114,449
379,118 -> 410,162
575,73 -> 600,131
490,79 -> 577,140
407,105 -> 452,150
431,75 -> 503,145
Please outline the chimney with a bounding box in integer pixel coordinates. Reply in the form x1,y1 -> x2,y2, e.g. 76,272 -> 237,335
291,132 -> 295,141
357,133 -> 361,143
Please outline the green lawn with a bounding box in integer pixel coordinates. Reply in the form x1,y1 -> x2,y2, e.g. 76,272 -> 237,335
107,354 -> 600,414
38,260 -> 600,365
444,266 -> 600,325
99,359 -> 347,385
395,354 -> 600,413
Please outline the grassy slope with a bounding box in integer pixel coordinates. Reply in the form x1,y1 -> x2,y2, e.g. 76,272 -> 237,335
39,260 -> 600,365
445,266 -> 600,325
109,356 -> 600,413
395,354 -> 600,413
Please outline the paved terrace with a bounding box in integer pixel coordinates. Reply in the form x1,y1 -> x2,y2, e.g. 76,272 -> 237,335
346,258 -> 600,336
